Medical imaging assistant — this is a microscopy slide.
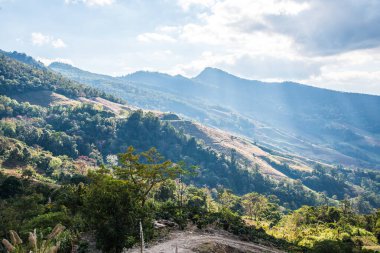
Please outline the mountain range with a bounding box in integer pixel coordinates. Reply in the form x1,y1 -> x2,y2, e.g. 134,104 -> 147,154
1,50 -> 380,252
2,50 -> 380,205
49,61 -> 380,170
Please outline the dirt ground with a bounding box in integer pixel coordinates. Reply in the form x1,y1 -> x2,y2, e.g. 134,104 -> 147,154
126,230 -> 284,253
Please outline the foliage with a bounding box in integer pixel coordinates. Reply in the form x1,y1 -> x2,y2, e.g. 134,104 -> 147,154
51,59 -> 380,171
83,174 -> 142,253
114,146 -> 184,207
3,53 -> 378,209
1,165 -> 379,253
269,205 -> 379,250
1,52 -> 380,253
0,93 -> 325,208
0,54 -> 122,103
1,224 -> 65,253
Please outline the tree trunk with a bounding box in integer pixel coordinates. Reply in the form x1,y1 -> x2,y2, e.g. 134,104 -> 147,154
140,220 -> 144,253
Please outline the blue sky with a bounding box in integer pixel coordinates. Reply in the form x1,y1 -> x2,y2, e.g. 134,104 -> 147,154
1,0 -> 380,95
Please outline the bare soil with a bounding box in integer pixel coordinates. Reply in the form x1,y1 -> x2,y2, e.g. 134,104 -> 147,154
126,230 -> 284,253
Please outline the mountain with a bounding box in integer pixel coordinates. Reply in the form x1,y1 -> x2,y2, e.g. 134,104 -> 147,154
0,52 -> 123,104
2,51 -> 380,206
192,68 -> 380,164
194,67 -> 380,137
0,49 -> 45,69
1,51 -> 331,209
50,62 -> 380,170
1,50 -> 380,253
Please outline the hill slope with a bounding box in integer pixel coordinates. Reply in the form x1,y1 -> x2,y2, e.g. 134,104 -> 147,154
2,50 -> 380,210
49,63 -> 380,170
1,51 -> 380,253
1,51 -> 329,209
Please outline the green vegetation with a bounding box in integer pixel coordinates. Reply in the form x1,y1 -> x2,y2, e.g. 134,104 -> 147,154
1,51 -> 379,210
0,93 -> 325,209
2,224 -> 65,253
269,205 -> 380,250
1,156 -> 379,252
266,160 -> 380,213
1,52 -> 380,252
0,54 -> 122,103
50,61 -> 380,170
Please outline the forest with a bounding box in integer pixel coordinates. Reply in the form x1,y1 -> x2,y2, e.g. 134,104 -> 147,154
0,93 -> 327,209
1,148 -> 379,252
0,52 -> 380,252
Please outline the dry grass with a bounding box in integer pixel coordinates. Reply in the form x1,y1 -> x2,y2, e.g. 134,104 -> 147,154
10,91 -> 80,107
169,120 -> 317,180
363,245 -> 380,252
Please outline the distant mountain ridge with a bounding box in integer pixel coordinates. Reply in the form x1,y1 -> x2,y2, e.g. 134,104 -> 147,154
3,50 -> 380,211
0,51 -> 330,209
47,60 -> 380,169
2,50 -> 380,253
0,49 -> 45,69
2,50 -> 378,170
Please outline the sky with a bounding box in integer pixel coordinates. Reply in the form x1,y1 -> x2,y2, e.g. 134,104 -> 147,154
1,0 -> 380,95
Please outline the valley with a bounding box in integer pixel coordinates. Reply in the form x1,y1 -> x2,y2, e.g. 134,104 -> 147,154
0,50 -> 379,253
50,63 -> 380,170
2,1 -> 380,252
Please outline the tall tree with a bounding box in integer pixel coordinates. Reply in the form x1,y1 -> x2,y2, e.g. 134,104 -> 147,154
115,146 -> 183,207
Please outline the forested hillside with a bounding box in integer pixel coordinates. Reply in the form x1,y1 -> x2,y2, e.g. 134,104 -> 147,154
0,54 -> 121,103
2,52 -> 380,210
50,62 -> 380,170
1,51 -> 380,252
0,52 -> 324,208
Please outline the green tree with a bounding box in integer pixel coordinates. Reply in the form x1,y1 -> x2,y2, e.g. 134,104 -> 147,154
115,146 -> 183,207
21,167 -> 36,180
83,173 -> 139,253
375,209 -> 380,242
241,192 -> 268,222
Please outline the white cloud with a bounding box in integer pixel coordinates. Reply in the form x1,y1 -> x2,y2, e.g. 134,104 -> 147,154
166,0 -> 311,77
85,0 -> 113,6
178,0 -> 309,45
19,0 -> 380,95
303,47 -> 380,95
137,33 -> 176,43
31,33 -> 67,48
36,57 -> 73,66
52,38 -> 67,48
169,47 -> 380,95
177,0 -> 217,11
64,0 -> 114,6
31,33 -> 51,46
156,25 -> 180,34
265,0 -> 380,55
170,50 -> 320,80
129,0 -> 380,94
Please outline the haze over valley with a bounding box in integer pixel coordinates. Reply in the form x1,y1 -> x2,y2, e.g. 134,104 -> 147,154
1,1 -> 380,252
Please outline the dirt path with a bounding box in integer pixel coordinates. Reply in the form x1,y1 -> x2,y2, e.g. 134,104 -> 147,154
126,230 -> 284,253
